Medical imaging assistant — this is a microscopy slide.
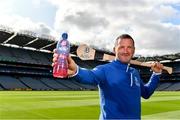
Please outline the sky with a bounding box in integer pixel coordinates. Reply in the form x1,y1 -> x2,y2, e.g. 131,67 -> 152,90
0,0 -> 180,56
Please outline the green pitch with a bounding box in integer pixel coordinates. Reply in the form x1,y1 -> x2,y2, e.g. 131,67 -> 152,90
0,91 -> 180,119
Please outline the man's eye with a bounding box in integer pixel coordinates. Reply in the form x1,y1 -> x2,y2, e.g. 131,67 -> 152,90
128,46 -> 133,49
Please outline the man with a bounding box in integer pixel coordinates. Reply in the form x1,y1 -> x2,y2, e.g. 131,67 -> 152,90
53,34 -> 163,119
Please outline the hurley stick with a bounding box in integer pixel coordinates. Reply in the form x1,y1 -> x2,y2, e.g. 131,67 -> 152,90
76,44 -> 173,74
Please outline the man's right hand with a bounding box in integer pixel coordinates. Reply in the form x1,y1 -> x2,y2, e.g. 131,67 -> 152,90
52,49 -> 78,77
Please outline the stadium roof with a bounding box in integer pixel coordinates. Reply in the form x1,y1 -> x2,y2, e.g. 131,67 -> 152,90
0,25 -> 179,62
0,25 -> 78,55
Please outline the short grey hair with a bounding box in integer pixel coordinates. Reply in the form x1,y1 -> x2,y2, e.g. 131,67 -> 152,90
114,34 -> 135,47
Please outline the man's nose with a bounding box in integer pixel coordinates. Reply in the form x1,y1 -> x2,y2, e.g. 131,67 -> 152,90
124,48 -> 128,53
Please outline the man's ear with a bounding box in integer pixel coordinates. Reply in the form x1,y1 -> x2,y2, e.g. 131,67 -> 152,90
133,47 -> 135,55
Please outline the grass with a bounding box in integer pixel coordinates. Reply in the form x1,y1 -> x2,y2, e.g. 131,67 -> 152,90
0,91 -> 180,119
142,92 -> 180,119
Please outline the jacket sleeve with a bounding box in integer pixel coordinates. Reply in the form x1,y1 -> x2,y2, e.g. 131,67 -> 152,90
140,73 -> 160,99
73,65 -> 106,85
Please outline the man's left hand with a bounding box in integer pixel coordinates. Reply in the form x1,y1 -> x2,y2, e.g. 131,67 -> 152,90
151,62 -> 164,73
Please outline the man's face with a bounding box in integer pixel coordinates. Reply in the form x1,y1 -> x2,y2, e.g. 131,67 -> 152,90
114,38 -> 135,63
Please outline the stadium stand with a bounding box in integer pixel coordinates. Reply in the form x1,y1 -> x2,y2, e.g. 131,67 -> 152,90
0,85 -> 4,90
71,80 -> 98,90
0,25 -> 179,91
40,78 -> 70,90
0,76 -> 29,90
0,45 -> 17,62
19,77 -> 52,90
166,82 -> 180,91
156,82 -> 172,91
55,78 -> 83,90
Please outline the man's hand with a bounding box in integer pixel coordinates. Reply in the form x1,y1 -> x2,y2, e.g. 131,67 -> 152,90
151,62 -> 164,73
52,49 -> 78,77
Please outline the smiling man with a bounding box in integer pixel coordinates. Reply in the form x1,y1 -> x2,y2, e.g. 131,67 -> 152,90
53,34 -> 164,119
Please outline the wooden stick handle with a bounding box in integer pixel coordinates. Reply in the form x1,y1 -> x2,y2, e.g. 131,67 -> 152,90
76,44 -> 173,74
130,60 -> 172,74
